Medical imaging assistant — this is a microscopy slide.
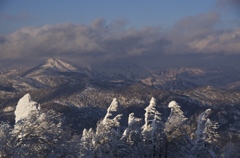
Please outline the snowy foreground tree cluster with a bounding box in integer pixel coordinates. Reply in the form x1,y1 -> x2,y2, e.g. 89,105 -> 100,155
0,94 -> 235,158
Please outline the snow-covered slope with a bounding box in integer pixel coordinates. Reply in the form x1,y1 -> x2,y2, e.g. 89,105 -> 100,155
143,66 -> 240,90
23,58 -> 90,76
181,86 -> 240,106
14,93 -> 40,123
19,58 -> 91,87
41,58 -> 79,72
162,77 -> 198,91
156,67 -> 206,79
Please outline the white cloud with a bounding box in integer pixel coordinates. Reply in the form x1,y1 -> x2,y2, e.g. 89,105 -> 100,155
0,15 -> 240,62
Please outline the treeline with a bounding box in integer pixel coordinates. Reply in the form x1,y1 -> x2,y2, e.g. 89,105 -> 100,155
0,95 -> 237,157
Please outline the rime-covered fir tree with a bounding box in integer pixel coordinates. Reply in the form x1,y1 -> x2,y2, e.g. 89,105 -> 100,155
191,109 -> 220,157
141,97 -> 164,157
80,128 -> 95,158
81,98 -> 123,158
164,101 -> 191,158
1,94 -> 79,158
121,112 -> 143,157
164,101 -> 187,135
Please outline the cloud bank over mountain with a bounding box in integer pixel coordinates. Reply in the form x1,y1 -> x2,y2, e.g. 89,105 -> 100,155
0,8 -> 239,67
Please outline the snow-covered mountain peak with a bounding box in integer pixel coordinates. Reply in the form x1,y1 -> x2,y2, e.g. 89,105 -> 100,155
22,58 -> 91,77
41,58 -> 78,72
14,93 -> 40,123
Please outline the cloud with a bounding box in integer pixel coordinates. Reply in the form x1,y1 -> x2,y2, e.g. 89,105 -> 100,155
187,29 -> 240,54
0,15 -> 240,65
165,12 -> 221,54
0,23 -> 103,59
0,20 -> 166,60
165,12 -> 240,55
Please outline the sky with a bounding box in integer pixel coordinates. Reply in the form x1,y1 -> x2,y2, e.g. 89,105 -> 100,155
0,0 -> 240,68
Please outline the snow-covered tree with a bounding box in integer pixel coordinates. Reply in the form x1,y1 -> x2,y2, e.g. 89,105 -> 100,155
80,128 -> 95,158
164,101 -> 191,158
14,93 -> 41,123
191,109 -> 220,157
203,118 -> 219,144
2,94 -> 231,157
141,97 -> 164,157
194,109 -> 212,143
12,110 -> 78,157
121,112 -> 143,157
85,98 -> 123,158
164,101 -> 187,135
121,113 -> 142,141
102,98 -> 120,125
1,94 -> 80,158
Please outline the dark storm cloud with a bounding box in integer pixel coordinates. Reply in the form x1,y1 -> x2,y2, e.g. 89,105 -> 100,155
0,15 -> 240,64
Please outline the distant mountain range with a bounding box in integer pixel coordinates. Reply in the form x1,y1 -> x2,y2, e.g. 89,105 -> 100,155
1,58 -> 240,108
1,58 -> 240,91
